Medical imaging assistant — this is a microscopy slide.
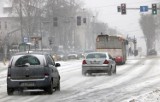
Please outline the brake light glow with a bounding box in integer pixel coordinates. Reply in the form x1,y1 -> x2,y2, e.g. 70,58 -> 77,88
82,60 -> 87,64
103,60 -> 109,64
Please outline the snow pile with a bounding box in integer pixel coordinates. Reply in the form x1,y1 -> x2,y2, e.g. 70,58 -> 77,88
0,62 -> 8,68
129,89 -> 160,102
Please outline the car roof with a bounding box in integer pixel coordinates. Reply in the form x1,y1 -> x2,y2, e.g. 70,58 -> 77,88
14,51 -> 49,56
86,52 -> 109,55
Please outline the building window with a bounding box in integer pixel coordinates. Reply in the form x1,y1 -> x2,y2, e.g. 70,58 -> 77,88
5,22 -> 7,29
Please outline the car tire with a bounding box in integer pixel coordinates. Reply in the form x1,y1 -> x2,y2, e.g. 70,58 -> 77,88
113,66 -> 116,74
82,70 -> 86,76
55,80 -> 60,91
108,67 -> 113,76
88,72 -> 92,76
46,81 -> 53,94
7,87 -> 14,95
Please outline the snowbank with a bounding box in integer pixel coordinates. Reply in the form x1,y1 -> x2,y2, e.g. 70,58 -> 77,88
129,89 -> 160,102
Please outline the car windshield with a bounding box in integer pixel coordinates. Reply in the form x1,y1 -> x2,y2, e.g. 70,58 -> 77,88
11,54 -> 44,67
86,53 -> 107,59
15,55 -> 40,67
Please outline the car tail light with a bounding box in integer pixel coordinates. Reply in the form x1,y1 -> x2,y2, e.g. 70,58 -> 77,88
82,60 -> 87,64
103,60 -> 109,64
44,73 -> 49,77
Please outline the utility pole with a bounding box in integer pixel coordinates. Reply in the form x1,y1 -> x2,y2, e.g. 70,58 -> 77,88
20,0 -> 23,43
39,1 -> 43,51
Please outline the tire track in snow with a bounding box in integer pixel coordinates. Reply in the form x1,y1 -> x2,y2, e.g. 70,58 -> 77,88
58,57 -> 159,102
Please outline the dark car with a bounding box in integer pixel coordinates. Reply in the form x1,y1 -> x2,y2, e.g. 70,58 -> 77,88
147,49 -> 157,56
7,51 -> 61,95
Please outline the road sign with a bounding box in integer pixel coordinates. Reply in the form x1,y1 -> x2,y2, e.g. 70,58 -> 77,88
140,6 -> 148,12
23,37 -> 28,43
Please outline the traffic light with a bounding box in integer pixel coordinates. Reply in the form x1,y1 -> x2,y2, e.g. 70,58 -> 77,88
83,18 -> 86,23
133,38 -> 137,44
53,17 -> 58,27
49,40 -> 53,45
35,40 -> 39,48
121,3 -> 126,15
77,16 -> 81,26
152,4 -> 157,15
117,6 -> 121,12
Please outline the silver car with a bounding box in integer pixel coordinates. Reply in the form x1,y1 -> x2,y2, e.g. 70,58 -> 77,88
7,52 -> 61,95
82,52 -> 116,76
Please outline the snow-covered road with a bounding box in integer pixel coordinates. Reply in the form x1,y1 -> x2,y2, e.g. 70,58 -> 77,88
0,56 -> 160,102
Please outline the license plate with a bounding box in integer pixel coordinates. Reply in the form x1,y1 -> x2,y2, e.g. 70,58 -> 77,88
20,82 -> 35,87
90,61 -> 100,64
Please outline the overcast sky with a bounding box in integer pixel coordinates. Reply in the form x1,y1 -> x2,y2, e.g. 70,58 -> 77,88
0,1 -> 3,16
82,0 -> 159,35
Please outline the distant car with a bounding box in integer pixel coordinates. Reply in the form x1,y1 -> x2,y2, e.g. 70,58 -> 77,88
67,52 -> 79,59
7,51 -> 61,95
82,52 -> 116,76
147,49 -> 157,56
55,51 -> 67,61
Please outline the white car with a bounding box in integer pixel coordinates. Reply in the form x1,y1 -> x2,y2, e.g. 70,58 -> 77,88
82,52 -> 116,76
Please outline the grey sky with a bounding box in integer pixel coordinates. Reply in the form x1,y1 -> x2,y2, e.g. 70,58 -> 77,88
82,0 -> 159,35
0,1 -> 4,16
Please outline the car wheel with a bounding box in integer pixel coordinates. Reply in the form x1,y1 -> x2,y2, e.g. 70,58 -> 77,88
55,80 -> 60,91
46,81 -> 53,94
7,87 -> 14,95
82,70 -> 86,76
113,66 -> 116,74
108,67 -> 113,76
88,72 -> 92,76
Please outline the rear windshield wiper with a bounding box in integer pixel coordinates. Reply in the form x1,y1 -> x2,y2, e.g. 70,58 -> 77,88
16,64 -> 29,67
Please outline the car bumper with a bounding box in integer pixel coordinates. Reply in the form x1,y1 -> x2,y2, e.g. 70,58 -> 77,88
7,77 -> 51,88
82,66 -> 110,72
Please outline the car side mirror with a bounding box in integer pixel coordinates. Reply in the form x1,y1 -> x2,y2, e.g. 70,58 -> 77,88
55,63 -> 61,67
8,64 -> 11,68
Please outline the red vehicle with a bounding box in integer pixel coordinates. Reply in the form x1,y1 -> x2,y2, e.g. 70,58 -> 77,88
96,34 -> 128,64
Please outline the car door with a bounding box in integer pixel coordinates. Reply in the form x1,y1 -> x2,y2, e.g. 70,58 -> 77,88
46,55 -> 58,87
108,54 -> 116,69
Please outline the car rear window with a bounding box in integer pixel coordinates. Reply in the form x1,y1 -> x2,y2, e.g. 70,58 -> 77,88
11,54 -> 44,67
86,53 -> 107,59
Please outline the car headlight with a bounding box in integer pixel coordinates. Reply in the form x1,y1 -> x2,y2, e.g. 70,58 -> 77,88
60,55 -> 64,58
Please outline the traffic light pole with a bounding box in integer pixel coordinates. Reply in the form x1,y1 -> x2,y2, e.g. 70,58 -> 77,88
118,3 -> 160,15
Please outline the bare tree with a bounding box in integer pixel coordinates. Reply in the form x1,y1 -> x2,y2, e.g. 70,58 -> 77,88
139,14 -> 157,52
10,0 -> 46,40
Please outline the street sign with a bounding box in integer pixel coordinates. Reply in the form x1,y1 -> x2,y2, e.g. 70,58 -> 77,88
140,6 -> 148,12
23,37 -> 28,43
